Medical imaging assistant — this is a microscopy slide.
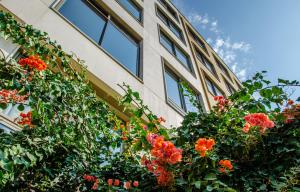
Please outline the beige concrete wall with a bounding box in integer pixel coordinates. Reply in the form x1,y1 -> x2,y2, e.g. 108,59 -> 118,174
0,0 -> 242,128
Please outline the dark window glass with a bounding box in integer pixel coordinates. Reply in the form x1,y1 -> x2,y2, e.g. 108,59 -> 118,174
160,31 -> 192,72
117,0 -> 142,21
59,0 -> 140,77
225,81 -> 235,94
196,50 -> 216,75
189,28 -> 207,51
206,79 -> 223,96
102,22 -> 139,75
158,0 -> 179,21
59,0 -> 106,43
157,8 -> 168,25
175,46 -> 189,68
215,56 -> 231,80
165,71 -> 182,108
157,8 -> 183,41
160,33 -> 173,53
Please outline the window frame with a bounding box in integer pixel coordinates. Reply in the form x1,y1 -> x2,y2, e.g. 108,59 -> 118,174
115,0 -> 143,24
159,28 -> 194,74
224,79 -> 235,95
53,0 -> 143,79
214,56 -> 233,82
205,77 -> 224,96
163,65 -> 202,115
157,0 -> 179,22
156,5 -> 185,43
195,47 -> 218,77
188,27 -> 208,53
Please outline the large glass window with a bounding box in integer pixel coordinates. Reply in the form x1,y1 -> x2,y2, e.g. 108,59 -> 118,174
205,78 -> 223,96
117,0 -> 142,22
158,0 -> 179,22
59,0 -> 141,77
188,28 -> 207,52
165,69 -> 201,113
102,22 -> 139,75
59,0 -> 106,43
165,71 -> 182,108
157,8 -> 184,42
160,31 -> 193,72
215,56 -> 232,81
195,49 -> 217,76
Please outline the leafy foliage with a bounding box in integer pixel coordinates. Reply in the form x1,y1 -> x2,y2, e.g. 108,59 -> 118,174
0,11 -> 299,192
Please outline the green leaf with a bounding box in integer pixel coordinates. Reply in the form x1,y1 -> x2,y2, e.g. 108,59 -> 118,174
204,173 -> 217,181
194,181 -> 201,189
17,104 -> 25,111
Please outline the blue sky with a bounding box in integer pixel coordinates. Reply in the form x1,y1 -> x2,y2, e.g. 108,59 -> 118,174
172,0 -> 300,99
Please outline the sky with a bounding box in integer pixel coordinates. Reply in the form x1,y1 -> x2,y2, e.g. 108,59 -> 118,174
171,0 -> 300,99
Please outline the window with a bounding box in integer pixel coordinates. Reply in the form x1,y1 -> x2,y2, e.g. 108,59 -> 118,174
195,49 -> 217,76
159,31 -> 193,72
206,78 -> 223,96
225,80 -> 235,95
235,80 -> 243,90
158,0 -> 179,21
165,69 -> 200,113
58,0 -> 141,77
215,56 -> 232,81
117,0 -> 142,22
157,8 -> 184,42
188,28 -> 207,52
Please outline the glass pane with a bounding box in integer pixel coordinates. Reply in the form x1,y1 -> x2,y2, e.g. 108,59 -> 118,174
206,79 -> 215,94
175,46 -> 190,69
183,89 -> 198,112
102,22 -> 139,75
59,0 -> 106,43
118,0 -> 141,21
165,71 -> 182,108
204,58 -> 215,74
157,9 -> 168,25
215,86 -> 223,96
169,22 -> 182,40
160,33 -> 173,53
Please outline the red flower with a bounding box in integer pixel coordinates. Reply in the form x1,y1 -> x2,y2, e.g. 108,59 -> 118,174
92,179 -> 99,190
114,179 -> 120,186
0,89 -> 29,103
242,122 -> 251,133
17,111 -> 33,127
219,160 -> 233,173
287,99 -> 294,105
133,181 -> 139,187
243,113 -> 275,133
83,174 -> 97,182
195,138 -> 215,157
124,181 -> 131,189
214,96 -> 229,111
107,179 -> 113,186
18,55 -> 47,71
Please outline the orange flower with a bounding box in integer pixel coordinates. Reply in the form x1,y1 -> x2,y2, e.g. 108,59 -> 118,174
133,181 -> 139,187
18,55 -> 47,71
107,179 -> 113,186
157,117 -> 166,124
0,89 -> 29,103
287,99 -> 294,105
124,181 -> 131,189
195,138 -> 215,157
242,122 -> 251,133
92,179 -> 99,190
219,160 -> 233,173
214,96 -> 229,111
244,113 -> 275,133
114,179 -> 120,186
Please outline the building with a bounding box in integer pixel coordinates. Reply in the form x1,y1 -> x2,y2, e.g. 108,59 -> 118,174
0,0 -> 242,131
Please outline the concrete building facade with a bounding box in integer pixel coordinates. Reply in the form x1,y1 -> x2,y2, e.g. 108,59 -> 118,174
0,0 -> 242,130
